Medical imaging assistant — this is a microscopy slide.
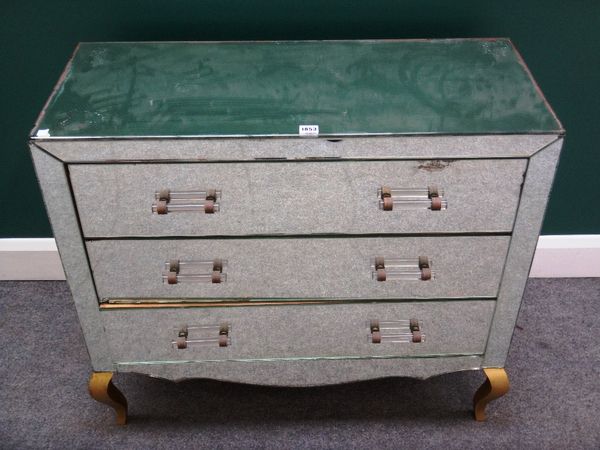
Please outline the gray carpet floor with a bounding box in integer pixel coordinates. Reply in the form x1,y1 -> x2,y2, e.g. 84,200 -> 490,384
0,279 -> 598,449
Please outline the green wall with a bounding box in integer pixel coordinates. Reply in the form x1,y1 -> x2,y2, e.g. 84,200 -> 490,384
2,0 -> 599,236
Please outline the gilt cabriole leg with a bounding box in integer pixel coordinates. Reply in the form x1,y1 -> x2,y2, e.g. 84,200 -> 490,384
88,372 -> 128,425
473,368 -> 509,421
473,368 -> 510,421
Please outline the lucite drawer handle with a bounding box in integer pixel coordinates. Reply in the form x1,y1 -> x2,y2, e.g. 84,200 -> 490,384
371,256 -> 433,281
162,258 -> 227,284
173,323 -> 231,349
369,319 -> 424,343
152,188 -> 221,214
378,185 -> 447,211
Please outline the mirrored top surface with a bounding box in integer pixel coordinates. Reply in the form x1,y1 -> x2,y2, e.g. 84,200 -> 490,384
33,39 -> 562,138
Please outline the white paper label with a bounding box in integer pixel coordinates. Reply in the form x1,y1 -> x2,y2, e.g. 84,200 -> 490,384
36,129 -> 51,137
299,125 -> 319,136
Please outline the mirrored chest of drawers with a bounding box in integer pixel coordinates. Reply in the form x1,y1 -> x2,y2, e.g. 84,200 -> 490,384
30,39 -> 563,424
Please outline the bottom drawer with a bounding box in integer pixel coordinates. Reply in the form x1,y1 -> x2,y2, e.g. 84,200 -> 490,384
103,301 -> 494,363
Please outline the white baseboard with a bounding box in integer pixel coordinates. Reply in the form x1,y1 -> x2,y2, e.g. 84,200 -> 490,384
528,235 -> 600,277
0,239 -> 65,280
0,236 -> 599,280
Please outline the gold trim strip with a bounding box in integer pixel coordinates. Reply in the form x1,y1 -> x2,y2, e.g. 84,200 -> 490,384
99,296 -> 495,310
100,300 -> 328,309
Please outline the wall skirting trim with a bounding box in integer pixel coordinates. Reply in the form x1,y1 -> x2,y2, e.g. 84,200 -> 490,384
528,235 -> 600,278
0,238 -> 65,280
0,236 -> 599,280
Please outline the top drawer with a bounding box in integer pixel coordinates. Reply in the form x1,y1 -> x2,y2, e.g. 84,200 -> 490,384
69,159 -> 526,237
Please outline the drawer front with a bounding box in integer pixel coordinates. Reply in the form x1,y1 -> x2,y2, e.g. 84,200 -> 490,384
70,159 -> 526,237
88,236 -> 508,301
103,301 -> 495,363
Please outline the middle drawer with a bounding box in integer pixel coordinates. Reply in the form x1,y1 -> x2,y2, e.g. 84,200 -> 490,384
87,236 -> 509,302
69,159 -> 526,237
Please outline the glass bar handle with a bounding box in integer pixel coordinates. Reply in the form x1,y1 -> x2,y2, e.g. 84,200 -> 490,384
163,272 -> 226,284
372,269 -> 433,281
155,189 -> 221,200
378,185 -> 447,211
152,188 -> 220,214
377,187 -> 445,197
369,318 -> 423,344
152,200 -> 218,214
163,258 -> 226,284
373,256 -> 433,281
379,198 -> 448,211
369,331 -> 424,344
173,336 -> 230,349
163,259 -> 227,272
174,323 -> 230,348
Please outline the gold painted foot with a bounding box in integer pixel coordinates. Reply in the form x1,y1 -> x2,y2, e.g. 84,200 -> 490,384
88,372 -> 128,425
473,368 -> 509,421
